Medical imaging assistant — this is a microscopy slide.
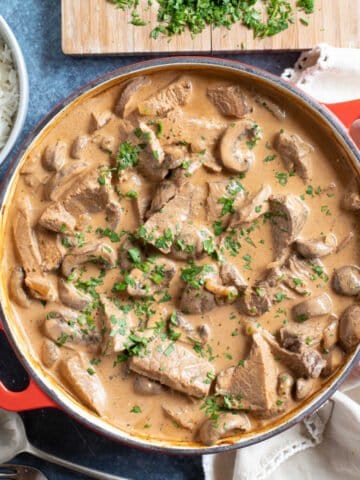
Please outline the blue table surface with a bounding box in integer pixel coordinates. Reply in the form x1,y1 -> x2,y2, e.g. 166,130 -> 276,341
0,1 -> 300,478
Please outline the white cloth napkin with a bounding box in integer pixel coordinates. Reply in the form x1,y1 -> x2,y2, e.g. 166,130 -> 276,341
203,44 -> 360,480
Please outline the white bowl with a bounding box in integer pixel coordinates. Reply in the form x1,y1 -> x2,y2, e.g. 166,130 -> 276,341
0,16 -> 29,166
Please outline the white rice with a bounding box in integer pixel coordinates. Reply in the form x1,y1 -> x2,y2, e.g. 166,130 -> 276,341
0,38 -> 19,151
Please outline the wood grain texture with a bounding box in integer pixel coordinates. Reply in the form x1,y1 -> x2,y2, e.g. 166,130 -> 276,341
62,0 -> 360,55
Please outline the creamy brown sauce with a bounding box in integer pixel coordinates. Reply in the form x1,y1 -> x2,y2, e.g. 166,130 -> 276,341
2,71 -> 359,446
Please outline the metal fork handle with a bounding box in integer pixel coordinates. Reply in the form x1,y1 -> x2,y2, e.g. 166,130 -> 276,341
27,444 -> 130,480
0,464 -> 17,479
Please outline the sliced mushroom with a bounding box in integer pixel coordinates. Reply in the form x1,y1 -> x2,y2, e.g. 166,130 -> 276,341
118,237 -> 144,272
58,278 -> 92,310
236,286 -> 273,317
198,324 -> 211,343
9,267 -> 30,308
336,232 -> 354,254
220,263 -> 247,292
295,233 -> 337,259
137,122 -> 167,181
204,278 -> 238,302
163,144 -> 188,170
167,312 -> 206,346
321,346 -> 345,377
139,122 -> 165,164
332,265 -> 360,296
201,150 -> 222,173
220,119 -> 261,173
254,94 -> 286,120
89,110 -> 112,133
229,185 -> 271,227
70,135 -> 90,159
25,274 -> 57,302
41,338 -> 60,368
199,412 -> 251,446
133,375 -> 164,396
277,373 -> 294,399
170,225 -> 213,261
42,141 -> 66,172
115,76 -> 151,117
43,310 -> 101,351
295,378 -> 317,400
61,242 -> 117,277
342,180 -> 360,212
322,314 -> 339,350
148,179 -> 178,217
292,293 -> 333,322
339,304 -> 360,352
44,161 -> 89,201
126,259 -> 176,298
179,286 -> 217,315
105,200 -> 122,231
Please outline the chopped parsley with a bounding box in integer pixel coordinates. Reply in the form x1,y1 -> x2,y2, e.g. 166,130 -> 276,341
242,253 -> 252,270
130,405 -> 142,413
320,205 -> 331,216
154,228 -> 174,250
181,263 -> 214,289
274,292 -> 287,302
275,171 -> 289,186
297,0 -> 314,14
224,235 -> 241,257
213,220 -> 225,236
128,247 -> 142,264
126,190 -> 138,199
246,124 -> 262,149
264,154 -> 276,163
96,227 -> 121,242
296,313 -> 309,322
112,1 -> 313,40
116,141 -> 140,172
218,196 -> 235,216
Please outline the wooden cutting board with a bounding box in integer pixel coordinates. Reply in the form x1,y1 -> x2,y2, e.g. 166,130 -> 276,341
62,0 -> 360,55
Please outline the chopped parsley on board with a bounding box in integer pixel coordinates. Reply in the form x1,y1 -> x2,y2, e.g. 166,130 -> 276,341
111,0 -> 316,39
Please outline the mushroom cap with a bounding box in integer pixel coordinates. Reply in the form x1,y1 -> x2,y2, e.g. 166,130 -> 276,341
58,278 -> 92,310
220,119 -> 260,173
115,76 -> 151,118
332,265 -> 360,296
295,378 -> 316,400
133,375 -> 164,396
199,412 -> 251,446
9,266 -> 30,308
292,293 -> 333,321
61,242 -> 117,277
295,233 -> 337,259
339,304 -> 360,352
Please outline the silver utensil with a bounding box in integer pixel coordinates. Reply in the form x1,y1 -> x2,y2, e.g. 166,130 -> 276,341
0,410 -> 129,480
0,464 -> 47,480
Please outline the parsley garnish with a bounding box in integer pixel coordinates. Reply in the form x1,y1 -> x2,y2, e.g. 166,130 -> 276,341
130,405 -> 142,413
116,141 -> 140,172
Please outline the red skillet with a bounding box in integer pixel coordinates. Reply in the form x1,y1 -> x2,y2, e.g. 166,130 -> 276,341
0,57 -> 359,454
